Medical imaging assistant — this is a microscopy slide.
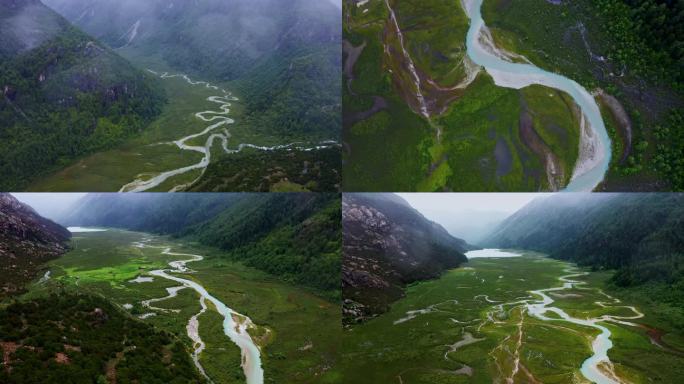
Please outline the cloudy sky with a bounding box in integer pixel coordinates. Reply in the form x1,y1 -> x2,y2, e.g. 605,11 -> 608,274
397,193 -> 551,244
12,193 -> 86,221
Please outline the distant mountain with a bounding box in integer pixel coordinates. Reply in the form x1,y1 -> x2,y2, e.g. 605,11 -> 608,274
0,193 -> 70,297
343,193 -> 472,323
61,193 -> 341,297
0,0 -> 165,190
60,193 -> 241,234
484,193 -> 684,287
43,0 -> 342,140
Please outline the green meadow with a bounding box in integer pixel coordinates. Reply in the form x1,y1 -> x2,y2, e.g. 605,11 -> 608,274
26,230 -> 341,384
337,253 -> 684,383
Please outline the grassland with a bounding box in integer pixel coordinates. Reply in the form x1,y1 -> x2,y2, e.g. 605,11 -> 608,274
343,0 -> 584,192
26,230 -> 341,384
337,253 -> 684,383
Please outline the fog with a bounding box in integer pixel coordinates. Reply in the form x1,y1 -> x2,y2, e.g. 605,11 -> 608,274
398,193 -> 551,244
12,193 -> 86,222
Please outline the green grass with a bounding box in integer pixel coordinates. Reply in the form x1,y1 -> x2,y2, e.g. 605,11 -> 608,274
338,253 -> 684,383
26,229 -> 341,384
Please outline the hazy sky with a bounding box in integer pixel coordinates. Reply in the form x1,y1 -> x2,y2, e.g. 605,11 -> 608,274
329,0 -> 342,8
12,193 -> 86,221
397,193 -> 552,244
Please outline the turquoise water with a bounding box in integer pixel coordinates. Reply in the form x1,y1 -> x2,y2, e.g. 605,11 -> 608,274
463,0 -> 611,191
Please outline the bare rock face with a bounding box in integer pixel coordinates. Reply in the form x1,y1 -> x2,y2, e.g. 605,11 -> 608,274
343,193 -> 473,324
0,193 -> 71,296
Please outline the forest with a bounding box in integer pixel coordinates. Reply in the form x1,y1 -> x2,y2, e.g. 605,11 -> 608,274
595,0 -> 683,87
0,293 -> 202,383
0,2 -> 165,190
189,146 -> 341,192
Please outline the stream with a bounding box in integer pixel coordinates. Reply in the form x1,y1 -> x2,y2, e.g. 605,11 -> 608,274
134,239 -> 264,384
120,70 -> 337,193
462,0 -> 611,191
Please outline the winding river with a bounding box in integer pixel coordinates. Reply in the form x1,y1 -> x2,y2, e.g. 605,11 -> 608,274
134,239 -> 264,384
525,270 -> 643,384
120,70 -> 337,193
462,0 -> 612,191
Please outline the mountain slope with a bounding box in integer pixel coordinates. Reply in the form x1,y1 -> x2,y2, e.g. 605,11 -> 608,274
43,0 -> 342,140
0,0 -> 165,190
0,293 -> 203,383
343,193 -> 472,323
60,193 -> 341,297
0,193 -> 70,297
485,193 -> 684,286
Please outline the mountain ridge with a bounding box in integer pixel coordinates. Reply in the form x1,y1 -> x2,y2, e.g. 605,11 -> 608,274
0,193 -> 71,297
343,193 -> 473,323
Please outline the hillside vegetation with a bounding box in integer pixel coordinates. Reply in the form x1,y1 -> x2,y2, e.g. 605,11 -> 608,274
0,0 -> 165,190
0,293 -> 203,384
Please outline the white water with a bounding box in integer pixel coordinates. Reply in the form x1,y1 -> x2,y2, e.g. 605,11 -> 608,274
465,249 -> 521,259
462,0 -> 611,191
120,70 -> 338,192
68,227 -> 108,233
136,240 -> 264,384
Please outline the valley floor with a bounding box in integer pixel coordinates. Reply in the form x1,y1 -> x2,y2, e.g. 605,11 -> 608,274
24,229 -> 341,384
338,252 -> 684,383
27,66 -> 276,192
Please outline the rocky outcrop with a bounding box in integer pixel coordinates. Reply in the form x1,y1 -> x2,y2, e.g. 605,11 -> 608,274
0,193 -> 71,297
343,193 -> 473,324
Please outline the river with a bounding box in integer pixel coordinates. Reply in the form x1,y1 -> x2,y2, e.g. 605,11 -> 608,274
119,71 -> 338,193
134,239 -> 264,384
462,0 -> 611,191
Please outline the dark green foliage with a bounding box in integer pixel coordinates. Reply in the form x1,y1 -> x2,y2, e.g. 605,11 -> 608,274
0,293 -> 202,384
653,110 -> 684,190
595,0 -> 683,87
0,1 -> 165,190
189,146 -> 342,192
232,44 -> 342,141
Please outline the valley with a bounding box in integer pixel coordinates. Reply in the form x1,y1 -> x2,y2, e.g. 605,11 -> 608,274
339,251 -> 684,383
2,0 -> 342,192
30,67 -> 336,192
26,228 -> 341,384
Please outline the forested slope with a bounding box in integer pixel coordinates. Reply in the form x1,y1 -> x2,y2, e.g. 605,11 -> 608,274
0,0 -> 165,190
0,293 -> 203,384
60,193 -> 342,297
